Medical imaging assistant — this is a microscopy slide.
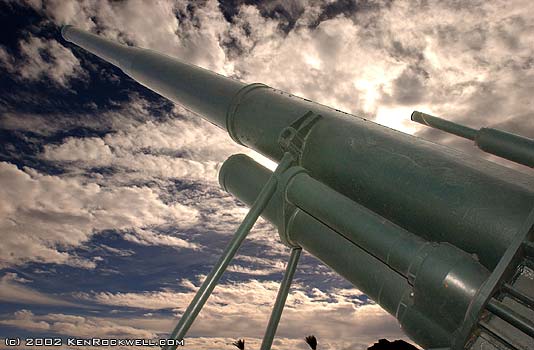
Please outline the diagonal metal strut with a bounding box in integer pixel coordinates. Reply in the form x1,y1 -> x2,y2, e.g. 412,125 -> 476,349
260,247 -> 302,350
163,152 -> 295,350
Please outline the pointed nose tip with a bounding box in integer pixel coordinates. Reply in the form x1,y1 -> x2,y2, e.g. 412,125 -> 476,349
61,25 -> 73,41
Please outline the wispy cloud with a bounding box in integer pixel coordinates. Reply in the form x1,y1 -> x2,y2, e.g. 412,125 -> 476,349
0,309 -> 155,339
0,273 -> 79,307
0,93 -> 161,136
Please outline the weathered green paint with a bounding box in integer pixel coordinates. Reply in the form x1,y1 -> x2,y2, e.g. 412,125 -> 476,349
260,247 -> 301,350
412,111 -> 534,167
411,111 -> 478,140
219,154 -> 495,348
61,26 -> 534,350
62,26 -> 534,270
163,153 -> 293,349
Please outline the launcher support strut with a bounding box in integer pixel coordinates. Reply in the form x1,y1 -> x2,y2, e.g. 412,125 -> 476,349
260,247 -> 302,350
163,152 -> 295,350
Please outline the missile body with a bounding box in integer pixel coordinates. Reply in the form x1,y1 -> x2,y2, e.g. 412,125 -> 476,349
62,26 -> 534,349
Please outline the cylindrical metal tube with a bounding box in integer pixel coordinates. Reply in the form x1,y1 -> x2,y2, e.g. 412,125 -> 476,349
286,210 -> 411,317
63,27 -> 534,271
288,208 -> 456,348
411,111 -> 534,167
285,172 -> 427,276
411,111 -> 477,140
218,154 -> 410,313
62,25 -> 246,129
476,128 -> 534,167
218,154 -> 453,347
260,247 -> 301,350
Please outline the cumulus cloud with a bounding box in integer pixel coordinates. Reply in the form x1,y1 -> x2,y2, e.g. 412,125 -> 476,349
0,306 -> 403,349
0,93 -> 169,141
36,101 -> 274,186
0,161 -> 199,268
0,35 -> 86,88
22,0 -> 233,75
2,1 -> 533,349
12,0 -> 534,142
40,121 -> 234,185
0,68 -> 274,270
221,0 -> 533,144
70,277 -> 404,349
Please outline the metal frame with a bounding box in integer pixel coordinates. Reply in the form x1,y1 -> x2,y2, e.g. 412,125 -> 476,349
163,153 -> 299,350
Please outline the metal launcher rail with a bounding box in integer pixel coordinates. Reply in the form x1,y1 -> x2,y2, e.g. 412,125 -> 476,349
61,26 -> 534,350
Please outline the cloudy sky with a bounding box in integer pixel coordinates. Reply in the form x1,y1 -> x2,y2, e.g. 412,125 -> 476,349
0,0 -> 532,349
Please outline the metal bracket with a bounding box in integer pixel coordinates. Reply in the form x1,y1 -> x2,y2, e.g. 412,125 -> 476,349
163,152 -> 294,350
278,110 -> 322,162
452,208 -> 534,350
226,83 -> 269,146
276,166 -> 308,248
275,111 -> 321,248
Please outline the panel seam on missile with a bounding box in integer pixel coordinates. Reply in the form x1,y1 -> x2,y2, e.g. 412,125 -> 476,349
225,83 -> 269,145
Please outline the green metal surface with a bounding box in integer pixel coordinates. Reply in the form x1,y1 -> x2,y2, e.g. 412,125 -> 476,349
164,153 -> 294,349
476,128 -> 534,168
260,247 -> 301,350
219,154 -> 479,348
62,25 -> 245,129
285,172 -> 427,276
61,27 -> 534,350
62,26 -> 534,272
297,113 -> 533,271
411,111 -> 477,140
412,111 -> 534,167
283,170 -> 492,336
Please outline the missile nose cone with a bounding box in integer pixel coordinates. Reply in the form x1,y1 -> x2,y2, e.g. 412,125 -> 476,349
57,25 -> 135,70
61,25 -> 73,41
